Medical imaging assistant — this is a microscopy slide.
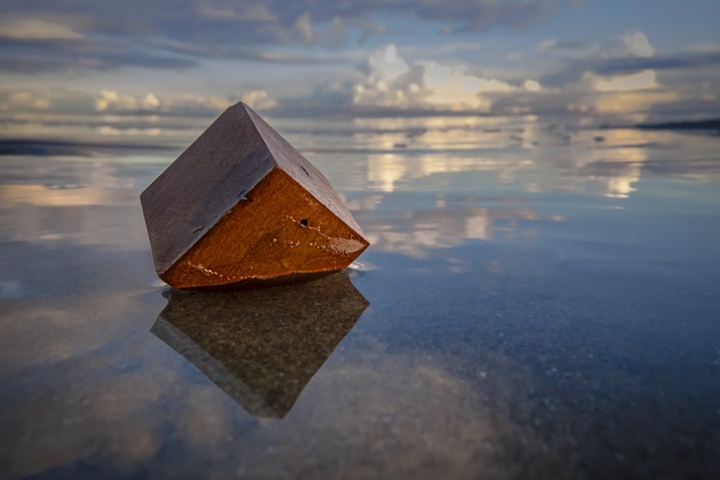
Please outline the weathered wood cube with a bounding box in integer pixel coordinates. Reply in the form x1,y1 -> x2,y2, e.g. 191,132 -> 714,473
141,102 -> 369,289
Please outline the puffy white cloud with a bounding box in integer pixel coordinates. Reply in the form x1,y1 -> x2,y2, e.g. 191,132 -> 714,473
592,90 -> 677,114
562,69 -> 676,114
622,32 -> 655,58
291,12 -> 346,47
95,91 -> 123,111
162,94 -> 232,112
367,44 -> 410,83
523,80 -> 542,92
93,90 -> 277,114
527,32 -> 684,114
600,31 -> 656,59
352,44 -> 518,112
295,12 -> 314,45
0,91 -> 52,111
586,70 -> 659,92
240,90 -> 278,110
95,91 -> 162,112
421,60 -> 514,109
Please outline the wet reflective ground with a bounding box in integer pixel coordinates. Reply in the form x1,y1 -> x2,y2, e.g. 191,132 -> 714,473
1,118 -> 720,479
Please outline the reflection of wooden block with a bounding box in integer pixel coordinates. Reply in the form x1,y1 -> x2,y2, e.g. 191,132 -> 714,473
141,102 -> 369,289
150,271 -> 368,418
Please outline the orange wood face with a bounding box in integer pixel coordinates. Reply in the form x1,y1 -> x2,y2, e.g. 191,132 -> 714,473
162,168 -> 369,289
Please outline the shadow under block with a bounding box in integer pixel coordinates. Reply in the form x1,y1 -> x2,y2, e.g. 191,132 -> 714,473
140,102 -> 369,289
150,271 -> 369,418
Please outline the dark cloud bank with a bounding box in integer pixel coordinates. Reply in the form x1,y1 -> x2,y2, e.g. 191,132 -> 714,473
0,0 -> 578,73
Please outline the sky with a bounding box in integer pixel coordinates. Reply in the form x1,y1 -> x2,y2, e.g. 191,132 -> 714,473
1,0 -> 720,139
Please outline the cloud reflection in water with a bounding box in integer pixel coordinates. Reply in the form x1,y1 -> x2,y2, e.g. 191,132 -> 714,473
0,114 -> 719,478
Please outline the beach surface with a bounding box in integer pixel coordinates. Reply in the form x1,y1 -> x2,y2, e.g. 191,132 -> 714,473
1,116 -> 720,479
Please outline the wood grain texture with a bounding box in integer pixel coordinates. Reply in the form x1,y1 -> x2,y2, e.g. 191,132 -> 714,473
245,106 -> 364,235
140,104 -> 274,274
140,102 -> 369,289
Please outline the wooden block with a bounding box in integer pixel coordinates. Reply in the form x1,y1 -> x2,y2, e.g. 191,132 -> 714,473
141,102 -> 369,289
150,270 -> 368,417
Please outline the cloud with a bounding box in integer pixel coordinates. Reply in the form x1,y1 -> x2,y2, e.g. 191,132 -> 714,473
591,49 -> 720,76
541,31 -> 720,89
95,91 -> 161,112
536,67 -> 676,115
591,90 -> 677,114
0,0 -> 576,72
198,4 -> 277,22
293,13 -> 347,47
582,70 -> 660,92
517,32 -> 720,119
535,38 -> 590,51
240,90 -> 279,110
621,32 -> 655,58
498,67 -> 673,116
0,91 -> 53,111
351,44 -> 518,112
294,12 -> 315,45
90,89 -> 278,115
0,86 -> 278,122
420,0 -> 577,34
0,36 -> 197,73
523,79 -> 542,92
147,38 -> 348,64
0,18 -> 84,40
597,31 -> 657,59
540,48 -> 720,89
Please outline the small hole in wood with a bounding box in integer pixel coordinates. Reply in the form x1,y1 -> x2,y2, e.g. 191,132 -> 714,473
299,219 -> 308,227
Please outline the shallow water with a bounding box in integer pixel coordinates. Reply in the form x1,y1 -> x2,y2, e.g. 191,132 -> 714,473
1,119 -> 720,479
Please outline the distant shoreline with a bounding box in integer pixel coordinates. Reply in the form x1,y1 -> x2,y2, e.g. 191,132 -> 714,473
3,117 -> 719,158
634,119 -> 720,132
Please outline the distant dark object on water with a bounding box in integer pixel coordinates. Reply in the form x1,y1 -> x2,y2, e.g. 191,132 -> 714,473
593,136 -> 605,142
634,118 -> 720,133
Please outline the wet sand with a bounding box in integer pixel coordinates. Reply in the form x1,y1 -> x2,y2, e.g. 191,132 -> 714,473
1,120 -> 720,479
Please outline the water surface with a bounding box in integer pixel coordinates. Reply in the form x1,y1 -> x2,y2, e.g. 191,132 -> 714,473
1,118 -> 719,479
